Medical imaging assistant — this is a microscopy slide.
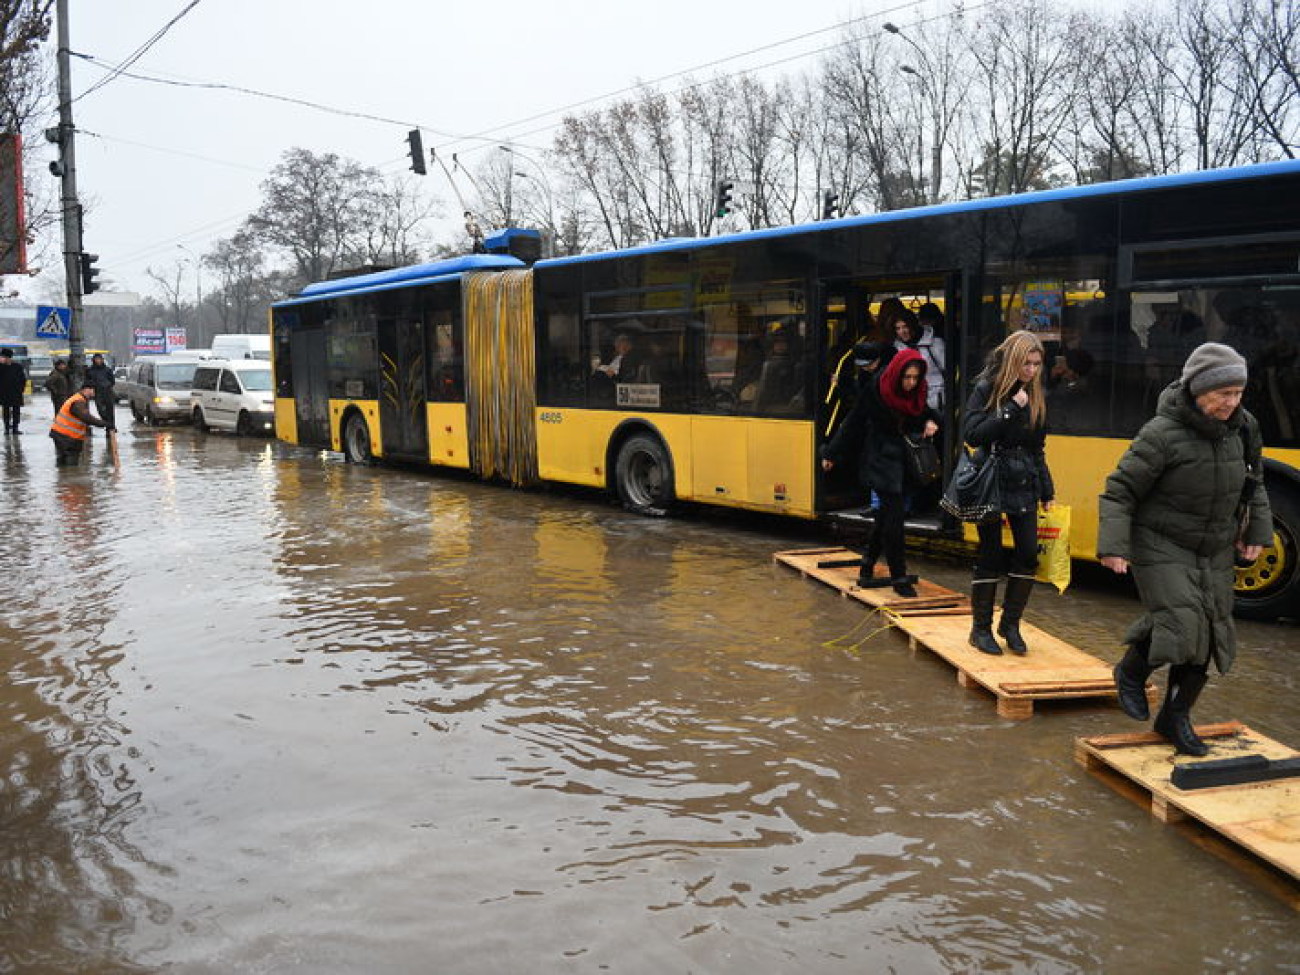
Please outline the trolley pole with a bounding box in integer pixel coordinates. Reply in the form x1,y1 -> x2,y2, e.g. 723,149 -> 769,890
53,0 -> 86,383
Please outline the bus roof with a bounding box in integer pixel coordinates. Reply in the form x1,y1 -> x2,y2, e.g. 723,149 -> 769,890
539,158 -> 1300,269
277,253 -> 525,307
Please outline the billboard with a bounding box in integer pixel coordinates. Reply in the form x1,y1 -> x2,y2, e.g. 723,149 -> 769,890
133,327 -> 166,355
0,133 -> 27,275
165,327 -> 187,352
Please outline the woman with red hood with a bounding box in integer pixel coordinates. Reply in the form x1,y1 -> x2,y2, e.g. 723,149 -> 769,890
822,345 -> 939,596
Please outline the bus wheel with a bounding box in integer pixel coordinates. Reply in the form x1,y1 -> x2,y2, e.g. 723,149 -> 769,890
343,413 -> 373,464
192,408 -> 208,432
614,434 -> 674,515
1235,484 -> 1300,621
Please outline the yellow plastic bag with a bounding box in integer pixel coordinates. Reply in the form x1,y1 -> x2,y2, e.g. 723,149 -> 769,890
1000,504 -> 1072,593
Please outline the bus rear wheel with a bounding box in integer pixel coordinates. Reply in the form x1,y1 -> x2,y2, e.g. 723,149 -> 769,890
342,412 -> 373,464
614,434 -> 674,515
1235,483 -> 1300,621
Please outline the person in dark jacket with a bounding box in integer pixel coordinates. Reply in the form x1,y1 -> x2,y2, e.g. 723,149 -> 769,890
44,358 -> 72,414
1099,342 -> 1272,756
85,353 -> 117,432
822,344 -> 938,597
0,347 -> 26,434
962,330 -> 1055,655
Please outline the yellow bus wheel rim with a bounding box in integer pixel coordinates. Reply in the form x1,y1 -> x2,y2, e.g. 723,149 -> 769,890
1235,529 -> 1288,594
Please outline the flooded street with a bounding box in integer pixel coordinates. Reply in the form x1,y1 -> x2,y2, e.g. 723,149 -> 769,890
2,424 -> 1298,973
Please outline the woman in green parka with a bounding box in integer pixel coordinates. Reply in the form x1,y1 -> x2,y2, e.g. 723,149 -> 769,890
1098,342 -> 1273,756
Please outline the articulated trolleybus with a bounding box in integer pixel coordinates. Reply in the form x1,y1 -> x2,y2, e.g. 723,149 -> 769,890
271,160 -> 1300,621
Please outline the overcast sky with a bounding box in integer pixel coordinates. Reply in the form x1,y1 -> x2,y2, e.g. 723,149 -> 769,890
17,0 -> 934,302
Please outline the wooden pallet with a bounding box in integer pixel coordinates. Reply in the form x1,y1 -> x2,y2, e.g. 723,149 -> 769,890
775,547 -> 1158,720
774,547 -> 970,613
1076,723 -> 1300,909
896,613 -> 1147,719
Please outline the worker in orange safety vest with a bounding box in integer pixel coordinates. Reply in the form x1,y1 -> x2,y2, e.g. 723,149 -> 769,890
49,380 -> 110,467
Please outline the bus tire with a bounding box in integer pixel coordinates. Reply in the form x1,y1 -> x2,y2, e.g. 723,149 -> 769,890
192,408 -> 208,432
342,412 -> 373,465
614,433 -> 674,515
1235,482 -> 1300,622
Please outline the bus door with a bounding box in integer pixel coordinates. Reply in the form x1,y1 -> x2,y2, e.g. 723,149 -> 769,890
816,275 -> 961,522
290,327 -> 330,445
376,317 -> 429,460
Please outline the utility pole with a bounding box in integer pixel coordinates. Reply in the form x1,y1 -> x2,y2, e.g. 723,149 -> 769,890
53,0 -> 86,381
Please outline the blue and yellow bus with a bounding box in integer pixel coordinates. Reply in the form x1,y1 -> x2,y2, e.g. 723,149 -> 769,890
271,159 -> 1300,620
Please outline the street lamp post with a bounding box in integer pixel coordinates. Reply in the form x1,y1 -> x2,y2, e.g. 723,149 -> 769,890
884,22 -> 943,204
499,145 -> 557,255
177,244 -> 203,341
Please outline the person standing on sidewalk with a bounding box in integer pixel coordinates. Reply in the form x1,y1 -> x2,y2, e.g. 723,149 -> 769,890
85,353 -> 116,433
0,347 -> 26,434
1099,343 -> 1272,756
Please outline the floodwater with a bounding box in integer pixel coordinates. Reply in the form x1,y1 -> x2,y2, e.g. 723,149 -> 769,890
2,422 -> 1297,974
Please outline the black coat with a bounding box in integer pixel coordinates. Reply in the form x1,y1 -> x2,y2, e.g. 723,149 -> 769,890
823,371 -> 937,497
86,363 -> 115,391
962,379 -> 1054,514
0,361 -> 25,406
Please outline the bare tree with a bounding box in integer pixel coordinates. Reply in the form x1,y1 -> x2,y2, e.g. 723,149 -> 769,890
358,173 -> 440,267
245,148 -> 382,287
1,0 -> 55,273
965,0 -> 1077,196
204,229 -> 266,336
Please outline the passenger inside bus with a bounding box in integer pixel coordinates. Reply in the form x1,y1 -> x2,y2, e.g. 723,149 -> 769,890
753,325 -> 804,415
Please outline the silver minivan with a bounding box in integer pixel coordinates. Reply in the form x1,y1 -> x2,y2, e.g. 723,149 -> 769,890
190,359 -> 275,435
123,356 -> 200,425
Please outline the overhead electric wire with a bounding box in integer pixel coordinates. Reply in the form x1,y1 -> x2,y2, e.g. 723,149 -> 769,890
75,0 -> 204,102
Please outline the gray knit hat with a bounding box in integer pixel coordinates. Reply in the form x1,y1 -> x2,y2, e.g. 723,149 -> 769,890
1182,342 -> 1247,396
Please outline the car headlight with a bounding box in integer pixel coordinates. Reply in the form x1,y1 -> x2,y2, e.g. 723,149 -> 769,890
154,395 -> 175,405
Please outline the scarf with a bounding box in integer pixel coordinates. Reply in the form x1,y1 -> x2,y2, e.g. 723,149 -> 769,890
877,347 -> 927,417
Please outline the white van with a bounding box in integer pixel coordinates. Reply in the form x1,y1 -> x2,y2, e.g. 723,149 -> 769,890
209,334 -> 271,361
123,355 -> 201,424
190,359 -> 275,435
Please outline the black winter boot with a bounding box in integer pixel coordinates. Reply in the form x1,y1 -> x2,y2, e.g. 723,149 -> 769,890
856,528 -> 882,586
1154,664 -> 1211,756
968,579 -> 1002,655
1113,638 -> 1154,721
996,573 -> 1035,655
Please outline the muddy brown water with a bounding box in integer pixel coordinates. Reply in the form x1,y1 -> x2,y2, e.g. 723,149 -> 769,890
2,425 -> 1298,973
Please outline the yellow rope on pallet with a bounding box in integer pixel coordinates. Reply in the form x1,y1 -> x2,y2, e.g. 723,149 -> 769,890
464,270 -> 539,487
822,606 -> 898,653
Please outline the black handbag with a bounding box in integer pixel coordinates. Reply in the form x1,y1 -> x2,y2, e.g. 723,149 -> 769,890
940,446 -> 1002,522
903,436 -> 941,486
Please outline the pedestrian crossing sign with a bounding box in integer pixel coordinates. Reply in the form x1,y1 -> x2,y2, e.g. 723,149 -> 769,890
35,304 -> 71,339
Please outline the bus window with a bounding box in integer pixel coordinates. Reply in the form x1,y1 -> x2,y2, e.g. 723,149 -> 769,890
1127,285 -> 1300,447
697,281 -> 807,418
428,311 -> 462,402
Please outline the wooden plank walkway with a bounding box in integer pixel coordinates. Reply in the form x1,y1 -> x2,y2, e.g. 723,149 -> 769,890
1076,723 -> 1300,909
775,547 -> 1157,719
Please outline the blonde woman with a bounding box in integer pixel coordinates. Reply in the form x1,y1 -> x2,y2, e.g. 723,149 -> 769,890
962,330 -> 1055,655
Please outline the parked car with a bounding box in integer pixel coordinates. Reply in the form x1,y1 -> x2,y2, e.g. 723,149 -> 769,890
190,359 -> 275,435
123,356 -> 200,425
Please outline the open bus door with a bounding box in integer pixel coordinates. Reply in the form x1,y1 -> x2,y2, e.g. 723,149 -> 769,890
816,274 -> 962,535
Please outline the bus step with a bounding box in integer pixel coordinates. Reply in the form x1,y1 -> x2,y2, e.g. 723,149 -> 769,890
824,508 -> 952,537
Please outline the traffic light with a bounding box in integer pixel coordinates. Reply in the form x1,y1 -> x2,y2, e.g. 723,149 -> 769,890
822,189 -> 839,220
80,252 -> 101,294
406,129 -> 427,175
714,180 -> 734,218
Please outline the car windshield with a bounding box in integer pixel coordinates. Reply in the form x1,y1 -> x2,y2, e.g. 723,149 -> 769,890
156,363 -> 198,389
239,369 -> 273,392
